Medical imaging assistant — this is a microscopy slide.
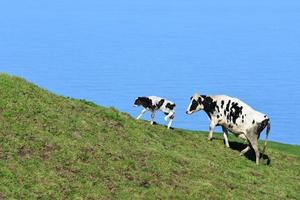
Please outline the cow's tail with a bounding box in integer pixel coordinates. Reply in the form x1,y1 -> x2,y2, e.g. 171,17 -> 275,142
262,119 -> 271,155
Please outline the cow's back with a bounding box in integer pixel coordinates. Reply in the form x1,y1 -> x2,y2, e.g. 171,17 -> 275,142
212,95 -> 267,132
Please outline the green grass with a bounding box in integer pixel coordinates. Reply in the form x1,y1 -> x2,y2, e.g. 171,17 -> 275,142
0,73 -> 299,199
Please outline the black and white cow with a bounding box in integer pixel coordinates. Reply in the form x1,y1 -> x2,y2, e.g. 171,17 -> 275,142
134,96 -> 176,129
186,93 -> 271,165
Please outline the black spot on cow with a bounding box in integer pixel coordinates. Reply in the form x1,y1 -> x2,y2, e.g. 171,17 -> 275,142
134,97 -> 153,109
252,120 -> 255,124
217,115 -> 220,118
189,99 -> 198,112
164,112 -> 175,119
227,115 -> 230,121
216,105 -> 220,112
226,100 -> 231,112
157,99 -> 165,108
221,100 -> 225,109
201,96 -> 218,119
242,115 -> 244,120
166,102 -> 176,110
228,102 -> 243,124
242,120 -> 244,123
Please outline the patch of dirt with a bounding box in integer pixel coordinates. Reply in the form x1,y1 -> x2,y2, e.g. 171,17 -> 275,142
72,132 -> 82,140
103,119 -> 124,131
55,165 -> 80,179
103,175 -> 116,192
41,142 -> 61,160
17,145 -> 32,157
78,146 -> 98,162
172,169 -> 188,177
0,148 -> 7,160
250,171 -> 264,178
139,180 -> 151,188
124,171 -> 135,181
175,158 -> 189,166
0,192 -> 5,200
105,151 -> 124,161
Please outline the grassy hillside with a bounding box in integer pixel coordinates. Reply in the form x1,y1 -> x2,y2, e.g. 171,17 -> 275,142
0,73 -> 299,199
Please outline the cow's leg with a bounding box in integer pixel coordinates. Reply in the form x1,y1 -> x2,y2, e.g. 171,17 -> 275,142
238,134 -> 247,141
247,132 -> 260,165
136,108 -> 147,120
150,111 -> 155,125
240,146 -> 251,156
222,126 -> 230,148
165,112 -> 174,129
208,121 -> 216,141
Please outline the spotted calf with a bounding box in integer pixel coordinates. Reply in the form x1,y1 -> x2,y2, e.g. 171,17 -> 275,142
186,93 -> 270,165
134,96 -> 176,129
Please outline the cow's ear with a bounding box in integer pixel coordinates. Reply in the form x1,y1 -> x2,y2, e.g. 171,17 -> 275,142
197,96 -> 203,103
190,96 -> 193,100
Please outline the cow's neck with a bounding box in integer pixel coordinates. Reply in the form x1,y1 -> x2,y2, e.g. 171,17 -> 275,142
201,95 -> 217,119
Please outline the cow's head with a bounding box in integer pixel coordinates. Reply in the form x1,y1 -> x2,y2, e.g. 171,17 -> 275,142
186,93 -> 204,114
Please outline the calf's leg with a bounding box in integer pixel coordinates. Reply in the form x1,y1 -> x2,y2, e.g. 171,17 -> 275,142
136,108 -> 147,120
165,112 -> 174,129
150,111 -> 155,125
167,119 -> 173,129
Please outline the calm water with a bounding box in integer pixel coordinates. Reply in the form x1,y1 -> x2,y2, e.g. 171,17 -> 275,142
1,1 -> 300,144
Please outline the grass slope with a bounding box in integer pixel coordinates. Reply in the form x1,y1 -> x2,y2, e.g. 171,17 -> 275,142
0,73 -> 299,199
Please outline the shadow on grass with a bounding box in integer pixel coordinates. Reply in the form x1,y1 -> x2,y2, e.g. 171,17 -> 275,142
228,141 -> 271,165
213,137 -> 271,165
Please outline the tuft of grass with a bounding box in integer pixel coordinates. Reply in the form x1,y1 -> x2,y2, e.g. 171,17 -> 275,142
0,73 -> 299,199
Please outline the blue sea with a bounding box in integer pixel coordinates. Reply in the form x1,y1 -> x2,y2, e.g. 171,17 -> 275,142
1,0 -> 300,144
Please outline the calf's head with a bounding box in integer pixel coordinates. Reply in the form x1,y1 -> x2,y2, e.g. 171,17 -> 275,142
134,97 -> 152,108
133,97 -> 143,107
186,93 -> 204,114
